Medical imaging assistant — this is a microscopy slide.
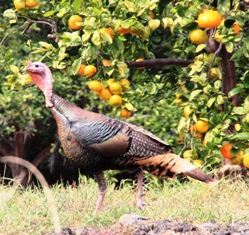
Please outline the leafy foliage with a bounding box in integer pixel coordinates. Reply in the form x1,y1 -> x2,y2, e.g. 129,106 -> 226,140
1,0 -> 249,178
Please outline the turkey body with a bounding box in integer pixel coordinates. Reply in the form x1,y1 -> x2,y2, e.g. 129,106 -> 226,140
23,61 -> 216,213
51,94 -> 172,174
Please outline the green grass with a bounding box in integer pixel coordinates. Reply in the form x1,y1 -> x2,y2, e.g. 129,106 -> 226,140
1,176 -> 249,235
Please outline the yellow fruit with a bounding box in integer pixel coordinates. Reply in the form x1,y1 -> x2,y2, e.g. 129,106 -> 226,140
183,150 -> 191,161
193,159 -> 204,168
109,82 -> 123,95
120,79 -> 130,91
235,124 -> 241,131
120,108 -> 132,118
77,64 -> 86,75
100,87 -> 112,100
88,80 -> 103,92
174,98 -> 182,104
14,0 -> 26,11
107,78 -> 115,86
84,65 -> 97,77
243,153 -> 249,168
68,15 -> 83,30
99,28 -> 114,39
195,119 -> 209,133
183,150 -> 198,161
184,105 -> 193,118
189,29 -> 208,45
25,0 -> 39,8
109,95 -> 122,107
197,10 -> 222,28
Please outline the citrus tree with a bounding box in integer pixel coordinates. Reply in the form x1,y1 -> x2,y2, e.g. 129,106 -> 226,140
1,0 -> 249,185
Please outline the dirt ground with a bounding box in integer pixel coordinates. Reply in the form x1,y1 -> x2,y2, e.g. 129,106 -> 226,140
47,213 -> 249,235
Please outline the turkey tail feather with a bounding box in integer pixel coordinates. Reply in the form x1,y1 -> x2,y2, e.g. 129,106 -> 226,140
135,152 -> 216,184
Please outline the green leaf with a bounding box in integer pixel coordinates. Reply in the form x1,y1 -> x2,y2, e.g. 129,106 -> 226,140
141,26 -> 151,43
43,10 -> 55,17
71,57 -> 82,75
207,97 -> 216,108
232,107 -> 245,115
9,65 -> 19,73
146,82 -> 157,95
125,103 -> 134,111
3,9 -> 16,19
92,31 -> 101,46
231,132 -> 249,140
189,89 -> 202,101
148,19 -> 160,32
73,0 -> 82,12
217,95 -> 225,105
243,96 -> 249,113
39,41 -> 52,49
228,85 -> 244,98
225,41 -> 234,53
117,62 -> 127,70
196,44 -> 207,53
124,1 -> 136,12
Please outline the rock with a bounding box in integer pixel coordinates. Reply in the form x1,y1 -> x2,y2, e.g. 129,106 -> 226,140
111,213 -> 154,235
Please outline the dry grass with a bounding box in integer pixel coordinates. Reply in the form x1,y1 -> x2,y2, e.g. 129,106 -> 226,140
1,175 -> 249,235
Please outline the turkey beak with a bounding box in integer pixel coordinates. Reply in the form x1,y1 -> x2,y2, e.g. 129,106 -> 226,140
22,61 -> 33,72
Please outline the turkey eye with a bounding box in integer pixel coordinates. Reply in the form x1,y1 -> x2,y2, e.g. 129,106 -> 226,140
35,64 -> 39,68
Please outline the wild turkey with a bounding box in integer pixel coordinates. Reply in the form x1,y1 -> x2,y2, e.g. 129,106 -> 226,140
23,61 -> 216,212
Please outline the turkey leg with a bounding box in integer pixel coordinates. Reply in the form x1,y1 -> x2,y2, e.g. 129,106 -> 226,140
136,168 -> 146,209
93,170 -> 107,213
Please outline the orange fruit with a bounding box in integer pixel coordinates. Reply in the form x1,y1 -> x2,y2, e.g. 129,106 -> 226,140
100,87 -> 112,100
84,65 -> 97,77
88,80 -> 103,92
77,64 -> 86,75
184,105 -> 193,118
189,29 -> 208,45
99,28 -> 114,39
109,82 -> 122,95
14,0 -> 26,11
197,10 -> 222,28
120,108 -> 132,118
190,124 -> 202,139
220,143 -> 233,159
109,95 -> 122,107
195,119 -> 209,133
25,0 -> 38,8
243,153 -> 249,168
120,79 -> 130,91
135,58 -> 145,69
117,26 -> 131,35
149,11 -> 155,19
68,15 -> 83,30
231,24 -> 241,34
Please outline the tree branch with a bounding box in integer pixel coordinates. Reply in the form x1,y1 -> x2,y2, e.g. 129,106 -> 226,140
126,58 -> 194,68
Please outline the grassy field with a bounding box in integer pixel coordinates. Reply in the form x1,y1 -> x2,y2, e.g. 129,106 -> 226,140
1,175 -> 249,235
